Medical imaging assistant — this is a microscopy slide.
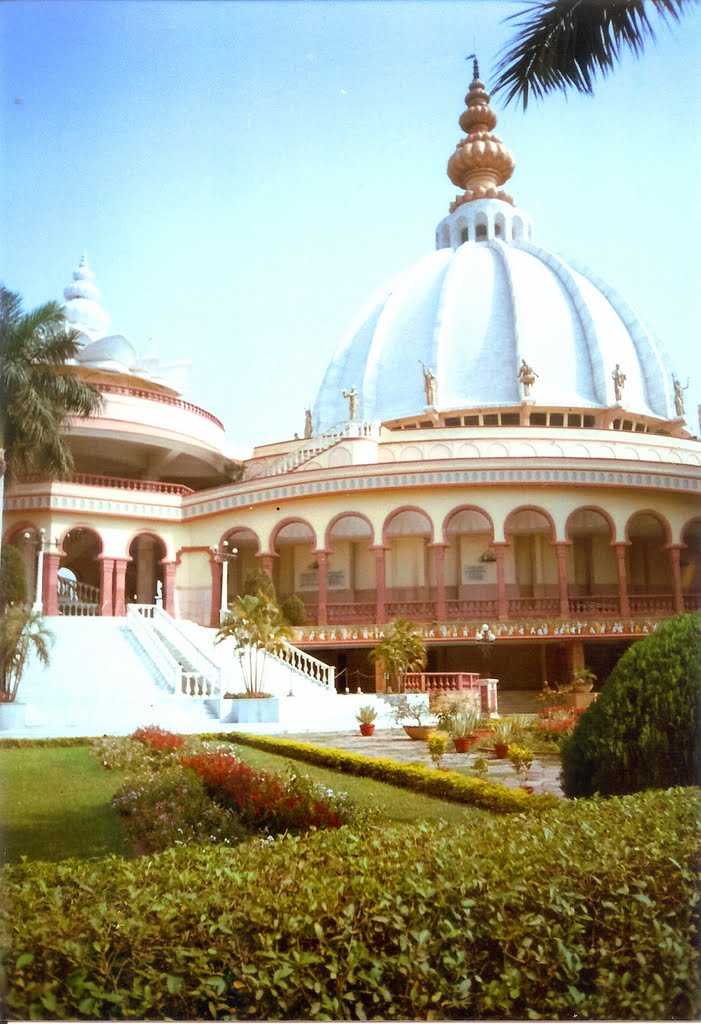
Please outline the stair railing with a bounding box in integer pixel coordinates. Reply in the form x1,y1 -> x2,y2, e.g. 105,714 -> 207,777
127,605 -> 219,697
244,421 -> 379,480
126,604 -> 182,694
272,642 -> 336,689
150,606 -> 221,690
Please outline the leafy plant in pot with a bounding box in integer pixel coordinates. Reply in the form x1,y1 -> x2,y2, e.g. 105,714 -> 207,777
491,718 -> 514,758
392,696 -> 435,740
446,706 -> 483,753
369,618 -> 427,694
356,704 -> 378,736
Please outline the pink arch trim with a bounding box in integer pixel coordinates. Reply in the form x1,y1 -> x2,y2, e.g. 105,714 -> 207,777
218,525 -> 262,554
565,505 -> 617,544
269,517 -> 318,553
624,508 -> 673,545
441,504 -> 495,544
125,530 -> 168,561
324,511 -> 376,549
3,520 -> 41,545
504,505 -> 557,542
680,515 -> 701,548
382,505 -> 435,545
56,525 -> 104,556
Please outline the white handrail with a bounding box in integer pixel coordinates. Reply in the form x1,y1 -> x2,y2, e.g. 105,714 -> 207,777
151,606 -> 221,682
272,641 -> 336,689
245,421 -> 379,479
126,605 -> 181,694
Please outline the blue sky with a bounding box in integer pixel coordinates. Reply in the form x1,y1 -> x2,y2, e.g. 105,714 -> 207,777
2,0 -> 700,450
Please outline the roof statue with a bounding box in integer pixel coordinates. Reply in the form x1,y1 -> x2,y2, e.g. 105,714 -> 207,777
342,386 -> 359,421
518,359 -> 538,398
421,363 -> 437,406
612,364 -> 627,404
304,409 -> 313,439
673,377 -> 687,418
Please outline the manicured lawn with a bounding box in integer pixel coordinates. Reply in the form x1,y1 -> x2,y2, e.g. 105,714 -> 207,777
0,746 -> 130,863
227,741 -> 489,825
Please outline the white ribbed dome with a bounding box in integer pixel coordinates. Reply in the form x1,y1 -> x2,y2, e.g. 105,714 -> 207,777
63,255 -> 110,341
312,229 -> 676,433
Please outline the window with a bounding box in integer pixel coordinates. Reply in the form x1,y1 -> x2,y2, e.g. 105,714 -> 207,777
568,414 -> 582,427
501,413 -> 520,425
420,421 -> 433,429
460,227 -> 469,243
583,415 -> 595,428
484,413 -> 499,425
475,224 -> 487,240
612,419 -> 621,430
444,416 -> 461,426
635,423 -> 646,433
622,420 -> 633,431
529,412 -> 547,425
549,413 -> 564,427
464,415 -> 479,426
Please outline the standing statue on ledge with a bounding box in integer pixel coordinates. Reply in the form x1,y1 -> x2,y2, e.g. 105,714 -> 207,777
420,363 -> 437,406
518,358 -> 538,397
304,408 -> 313,439
155,579 -> 163,608
612,363 -> 626,403
673,376 -> 688,418
342,386 -> 359,421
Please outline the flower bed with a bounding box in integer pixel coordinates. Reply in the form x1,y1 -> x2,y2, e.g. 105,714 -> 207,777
131,725 -> 186,753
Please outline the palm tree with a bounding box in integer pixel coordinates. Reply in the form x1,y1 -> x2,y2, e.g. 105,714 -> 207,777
0,286 -> 103,559
492,0 -> 693,109
369,618 -> 427,693
0,608 -> 53,703
216,592 -> 293,695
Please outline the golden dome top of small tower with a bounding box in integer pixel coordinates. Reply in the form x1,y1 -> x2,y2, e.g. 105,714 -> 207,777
447,58 -> 515,213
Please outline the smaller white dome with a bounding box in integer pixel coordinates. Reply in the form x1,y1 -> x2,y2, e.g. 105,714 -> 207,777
77,334 -> 137,373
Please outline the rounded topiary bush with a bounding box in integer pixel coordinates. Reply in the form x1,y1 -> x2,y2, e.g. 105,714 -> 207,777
280,593 -> 306,626
561,613 -> 701,797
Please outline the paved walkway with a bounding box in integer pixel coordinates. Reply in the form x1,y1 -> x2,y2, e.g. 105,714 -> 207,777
283,727 -> 564,798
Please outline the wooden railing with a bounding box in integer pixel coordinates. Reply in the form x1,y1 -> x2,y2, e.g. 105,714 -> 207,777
386,600 -> 437,620
403,672 -> 482,693
446,598 -> 498,619
628,593 -> 676,614
327,602 -> 378,624
507,597 -> 560,617
683,593 -> 701,611
568,594 -> 620,615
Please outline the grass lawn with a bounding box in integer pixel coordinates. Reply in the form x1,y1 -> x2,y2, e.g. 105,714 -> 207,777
227,741 -> 489,825
0,746 -> 130,863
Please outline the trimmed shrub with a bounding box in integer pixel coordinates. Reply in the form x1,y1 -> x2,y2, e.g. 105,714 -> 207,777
279,593 -> 306,626
0,543 -> 28,613
3,788 -> 698,1021
561,614 -> 701,797
205,732 -> 558,813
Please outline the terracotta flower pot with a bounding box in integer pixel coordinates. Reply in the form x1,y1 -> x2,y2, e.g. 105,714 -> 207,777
453,734 -> 477,754
493,741 -> 509,759
359,722 -> 375,736
403,725 -> 434,741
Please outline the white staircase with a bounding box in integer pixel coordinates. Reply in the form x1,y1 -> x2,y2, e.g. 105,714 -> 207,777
244,421 -> 378,479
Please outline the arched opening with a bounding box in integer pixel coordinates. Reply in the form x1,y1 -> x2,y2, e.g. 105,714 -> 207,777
626,512 -> 674,613
459,225 -> 469,244
443,508 -> 495,618
681,518 -> 701,611
512,216 -> 524,241
222,527 -> 260,604
384,508 -> 434,618
126,533 -> 167,605
4,526 -> 40,607
326,514 -> 375,623
494,212 -> 506,240
566,508 -> 619,613
504,508 -> 558,616
60,527 -> 102,615
272,520 -> 317,620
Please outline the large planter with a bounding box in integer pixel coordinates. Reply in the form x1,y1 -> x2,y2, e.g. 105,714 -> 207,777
359,723 -> 375,737
493,741 -> 509,759
452,734 -> 478,754
220,697 -> 280,724
564,691 -> 598,711
0,702 -> 27,731
403,725 -> 434,741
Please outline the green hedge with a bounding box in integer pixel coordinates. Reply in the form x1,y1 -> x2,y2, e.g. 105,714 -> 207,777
561,614 -> 701,797
0,736 -> 94,749
204,732 -> 559,814
3,788 -> 698,1021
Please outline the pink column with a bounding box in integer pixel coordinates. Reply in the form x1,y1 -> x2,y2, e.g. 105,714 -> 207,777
113,558 -> 129,616
162,561 -> 177,616
431,543 -> 447,620
99,557 -> 115,617
209,555 -> 222,627
614,543 -> 630,618
555,542 -> 570,617
373,546 -> 386,624
494,545 -> 508,621
43,553 -> 60,616
258,554 -> 275,578
668,545 -> 683,613
316,550 -> 328,625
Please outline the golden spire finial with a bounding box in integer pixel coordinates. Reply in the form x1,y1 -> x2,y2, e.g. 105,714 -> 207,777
447,58 -> 515,213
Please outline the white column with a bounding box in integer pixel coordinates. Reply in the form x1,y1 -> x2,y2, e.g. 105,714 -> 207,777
32,529 -> 45,613
220,557 -> 229,620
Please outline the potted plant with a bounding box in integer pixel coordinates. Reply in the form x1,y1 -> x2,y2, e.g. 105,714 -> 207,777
369,618 -> 427,693
428,731 -> 448,768
216,592 -> 292,723
0,609 -> 53,730
446,706 -> 482,753
491,718 -> 514,758
571,667 -> 596,693
392,696 -> 435,740
356,704 -> 377,736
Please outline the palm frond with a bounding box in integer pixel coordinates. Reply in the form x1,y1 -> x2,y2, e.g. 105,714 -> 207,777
492,0 -> 693,109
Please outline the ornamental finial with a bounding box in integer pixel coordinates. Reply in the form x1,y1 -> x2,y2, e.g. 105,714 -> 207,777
447,58 -> 515,213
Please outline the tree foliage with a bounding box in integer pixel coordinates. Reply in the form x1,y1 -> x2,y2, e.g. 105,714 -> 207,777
561,613 -> 701,796
0,545 -> 28,613
492,0 -> 693,108
0,608 -> 53,703
216,593 -> 293,695
369,618 -> 427,691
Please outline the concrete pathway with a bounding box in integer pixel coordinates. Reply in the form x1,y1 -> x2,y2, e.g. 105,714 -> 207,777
282,727 -> 564,798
